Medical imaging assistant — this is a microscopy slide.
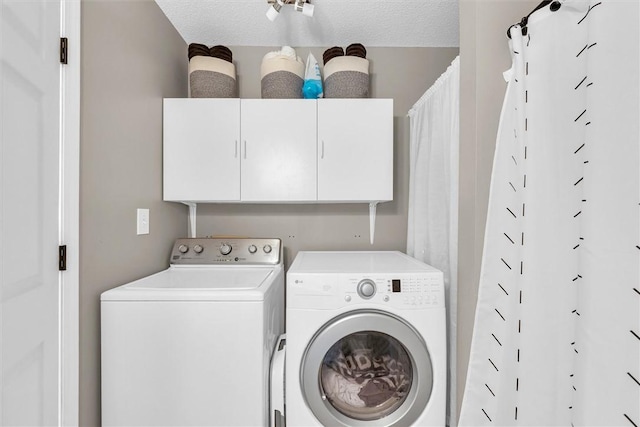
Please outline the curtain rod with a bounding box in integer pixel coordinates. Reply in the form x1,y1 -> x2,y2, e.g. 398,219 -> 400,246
507,0 -> 562,39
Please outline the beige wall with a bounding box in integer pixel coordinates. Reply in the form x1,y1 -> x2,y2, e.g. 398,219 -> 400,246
77,0 -> 577,421
457,0 -> 539,416
79,1 -> 187,425
197,47 -> 459,267
79,11 -> 459,424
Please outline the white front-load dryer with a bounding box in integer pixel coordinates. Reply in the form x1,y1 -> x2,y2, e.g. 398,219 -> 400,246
282,251 -> 446,427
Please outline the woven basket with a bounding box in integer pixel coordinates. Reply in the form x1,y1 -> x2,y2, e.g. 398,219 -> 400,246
260,57 -> 304,99
323,56 -> 370,98
188,56 -> 237,98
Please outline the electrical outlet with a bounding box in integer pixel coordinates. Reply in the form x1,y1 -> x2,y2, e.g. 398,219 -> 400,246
137,208 -> 149,235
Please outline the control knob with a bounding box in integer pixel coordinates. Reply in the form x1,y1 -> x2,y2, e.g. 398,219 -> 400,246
357,279 -> 376,299
193,244 -> 204,254
178,244 -> 189,254
263,244 -> 272,254
248,245 -> 257,254
219,243 -> 232,255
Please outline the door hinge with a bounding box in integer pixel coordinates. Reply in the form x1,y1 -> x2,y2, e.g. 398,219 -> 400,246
60,37 -> 68,64
59,245 -> 67,271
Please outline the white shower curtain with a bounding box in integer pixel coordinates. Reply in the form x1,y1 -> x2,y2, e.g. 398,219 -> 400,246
407,56 -> 459,427
460,1 -> 639,425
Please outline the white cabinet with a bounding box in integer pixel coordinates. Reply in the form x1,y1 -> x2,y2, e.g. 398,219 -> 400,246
163,99 -> 240,202
241,100 -> 317,202
317,99 -> 393,202
163,98 -> 393,204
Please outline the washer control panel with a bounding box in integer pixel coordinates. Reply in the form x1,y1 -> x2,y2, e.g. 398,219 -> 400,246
170,238 -> 281,265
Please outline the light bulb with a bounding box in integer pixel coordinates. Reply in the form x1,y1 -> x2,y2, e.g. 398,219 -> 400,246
301,2 -> 314,17
266,5 -> 279,21
294,0 -> 313,17
266,0 -> 284,21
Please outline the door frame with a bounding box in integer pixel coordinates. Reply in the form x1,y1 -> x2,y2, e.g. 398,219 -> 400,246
60,0 -> 80,425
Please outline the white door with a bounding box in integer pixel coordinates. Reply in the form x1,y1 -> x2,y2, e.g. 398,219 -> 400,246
240,99 -> 317,202
317,99 -> 393,202
163,99 -> 241,202
1,0 -> 62,424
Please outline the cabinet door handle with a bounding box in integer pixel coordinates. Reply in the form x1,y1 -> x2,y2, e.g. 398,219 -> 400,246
321,140 -> 325,159
243,140 -> 247,159
234,140 -> 238,158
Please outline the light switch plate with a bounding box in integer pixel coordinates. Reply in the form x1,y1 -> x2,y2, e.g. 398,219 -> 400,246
137,208 -> 149,235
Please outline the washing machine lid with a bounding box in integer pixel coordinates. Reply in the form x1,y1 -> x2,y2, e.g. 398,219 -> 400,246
289,251 -> 441,274
101,266 -> 280,301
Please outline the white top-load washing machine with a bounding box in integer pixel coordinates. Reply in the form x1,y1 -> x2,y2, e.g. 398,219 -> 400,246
101,237 -> 284,427
276,251 -> 445,427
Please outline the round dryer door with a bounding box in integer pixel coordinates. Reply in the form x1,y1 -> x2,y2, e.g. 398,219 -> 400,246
300,310 -> 433,426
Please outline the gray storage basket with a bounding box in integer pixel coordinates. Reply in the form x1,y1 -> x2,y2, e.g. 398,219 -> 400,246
323,56 -> 370,99
260,57 -> 304,99
188,56 -> 238,98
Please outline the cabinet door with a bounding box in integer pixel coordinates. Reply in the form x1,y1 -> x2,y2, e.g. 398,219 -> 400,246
163,99 -> 240,201
241,99 -> 317,202
317,99 -> 393,202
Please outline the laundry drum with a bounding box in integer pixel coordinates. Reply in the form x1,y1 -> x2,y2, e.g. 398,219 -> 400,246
320,331 -> 413,420
300,311 -> 433,426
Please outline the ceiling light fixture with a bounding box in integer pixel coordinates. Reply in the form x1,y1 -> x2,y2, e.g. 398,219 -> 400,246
266,0 -> 314,21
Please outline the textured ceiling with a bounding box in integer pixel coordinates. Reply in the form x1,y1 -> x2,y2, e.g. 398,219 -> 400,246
155,0 -> 459,48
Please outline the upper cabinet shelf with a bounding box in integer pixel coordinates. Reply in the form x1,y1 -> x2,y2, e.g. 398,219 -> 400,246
163,98 -> 393,204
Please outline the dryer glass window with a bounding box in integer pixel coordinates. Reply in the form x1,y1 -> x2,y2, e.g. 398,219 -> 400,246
319,331 -> 413,421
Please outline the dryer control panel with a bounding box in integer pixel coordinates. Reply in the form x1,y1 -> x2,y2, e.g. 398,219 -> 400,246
288,273 -> 444,310
170,238 -> 281,265
345,275 -> 444,308
384,276 -> 443,307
